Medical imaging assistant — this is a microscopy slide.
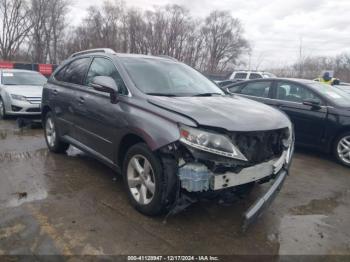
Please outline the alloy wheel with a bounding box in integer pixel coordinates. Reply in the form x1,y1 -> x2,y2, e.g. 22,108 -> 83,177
45,117 -> 56,148
127,155 -> 156,205
337,136 -> 350,165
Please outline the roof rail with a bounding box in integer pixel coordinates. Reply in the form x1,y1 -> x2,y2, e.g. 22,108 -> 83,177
70,48 -> 116,58
156,55 -> 178,62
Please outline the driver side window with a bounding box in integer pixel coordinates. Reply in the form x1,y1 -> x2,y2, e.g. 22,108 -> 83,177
85,57 -> 128,95
276,82 -> 321,104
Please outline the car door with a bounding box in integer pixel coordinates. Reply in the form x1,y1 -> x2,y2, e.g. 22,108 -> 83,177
50,57 -> 91,138
234,80 -> 275,106
73,56 -> 129,161
270,80 -> 327,147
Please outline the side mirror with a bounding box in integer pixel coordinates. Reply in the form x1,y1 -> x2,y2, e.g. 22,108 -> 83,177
90,76 -> 119,104
303,99 -> 321,109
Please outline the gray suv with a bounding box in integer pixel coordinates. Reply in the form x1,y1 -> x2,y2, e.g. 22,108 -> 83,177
41,49 -> 294,227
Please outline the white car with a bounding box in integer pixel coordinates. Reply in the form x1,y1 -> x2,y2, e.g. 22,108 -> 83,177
0,69 -> 47,119
229,71 -> 276,81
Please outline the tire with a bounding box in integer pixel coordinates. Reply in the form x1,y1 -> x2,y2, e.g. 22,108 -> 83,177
122,143 -> 175,216
44,111 -> 69,153
333,132 -> 350,167
0,98 -> 7,120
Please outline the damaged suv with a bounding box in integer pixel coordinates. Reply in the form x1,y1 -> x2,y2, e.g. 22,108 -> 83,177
41,49 -> 294,226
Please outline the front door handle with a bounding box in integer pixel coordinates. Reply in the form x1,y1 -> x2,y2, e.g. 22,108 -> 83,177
53,89 -> 58,96
78,97 -> 85,105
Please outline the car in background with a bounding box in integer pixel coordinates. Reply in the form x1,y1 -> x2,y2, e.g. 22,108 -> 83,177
223,78 -> 350,167
0,69 -> 47,119
229,71 -> 276,81
335,83 -> 350,94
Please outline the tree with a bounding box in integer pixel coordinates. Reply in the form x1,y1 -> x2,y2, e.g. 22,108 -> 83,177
201,10 -> 249,72
0,0 -> 32,60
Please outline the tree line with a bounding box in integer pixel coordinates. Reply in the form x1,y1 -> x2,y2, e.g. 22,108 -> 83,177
0,0 -> 250,73
270,53 -> 350,83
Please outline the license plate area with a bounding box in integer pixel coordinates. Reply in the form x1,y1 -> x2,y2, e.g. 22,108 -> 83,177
212,151 -> 286,190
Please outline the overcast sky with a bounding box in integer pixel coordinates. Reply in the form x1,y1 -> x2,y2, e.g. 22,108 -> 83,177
71,0 -> 350,69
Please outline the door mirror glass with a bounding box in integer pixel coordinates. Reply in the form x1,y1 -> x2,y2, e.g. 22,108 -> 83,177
91,76 -> 119,103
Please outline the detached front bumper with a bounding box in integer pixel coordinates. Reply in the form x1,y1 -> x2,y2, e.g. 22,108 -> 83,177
242,169 -> 287,230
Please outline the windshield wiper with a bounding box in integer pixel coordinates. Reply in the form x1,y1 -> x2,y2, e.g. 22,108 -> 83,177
192,92 -> 223,97
146,93 -> 178,97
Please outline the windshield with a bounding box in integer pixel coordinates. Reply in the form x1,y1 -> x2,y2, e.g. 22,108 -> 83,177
1,71 -> 47,86
120,58 -> 224,96
310,82 -> 350,107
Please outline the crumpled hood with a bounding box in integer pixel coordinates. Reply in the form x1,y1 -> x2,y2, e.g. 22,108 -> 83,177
4,85 -> 43,97
148,95 -> 291,131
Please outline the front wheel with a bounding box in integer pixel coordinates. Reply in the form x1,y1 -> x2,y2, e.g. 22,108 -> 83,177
122,143 -> 174,216
334,132 -> 350,167
44,112 -> 69,153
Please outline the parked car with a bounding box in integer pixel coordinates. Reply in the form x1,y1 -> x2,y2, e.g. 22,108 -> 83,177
41,49 -> 294,227
335,83 -> 350,94
223,78 -> 350,167
229,71 -> 276,81
0,69 -> 47,119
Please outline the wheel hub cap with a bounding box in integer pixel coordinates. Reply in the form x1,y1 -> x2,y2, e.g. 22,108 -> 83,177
337,136 -> 350,164
45,117 -> 56,147
127,155 -> 156,205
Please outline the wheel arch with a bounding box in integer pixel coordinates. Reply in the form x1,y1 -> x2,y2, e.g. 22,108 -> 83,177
41,105 -> 52,122
330,126 -> 350,152
117,133 -> 146,168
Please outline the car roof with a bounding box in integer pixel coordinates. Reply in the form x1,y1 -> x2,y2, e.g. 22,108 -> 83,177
230,77 -> 316,85
71,51 -> 178,62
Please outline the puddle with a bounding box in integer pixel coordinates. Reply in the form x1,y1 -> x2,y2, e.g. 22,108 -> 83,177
289,193 -> 342,215
278,214 -> 332,255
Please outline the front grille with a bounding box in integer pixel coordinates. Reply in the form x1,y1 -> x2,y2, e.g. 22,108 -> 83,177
26,108 -> 41,112
25,97 -> 41,104
231,128 -> 288,164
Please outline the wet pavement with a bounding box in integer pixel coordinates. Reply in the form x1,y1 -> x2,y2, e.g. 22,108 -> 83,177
0,119 -> 350,256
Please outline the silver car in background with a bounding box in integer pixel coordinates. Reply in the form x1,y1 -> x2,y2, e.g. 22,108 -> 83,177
0,69 -> 47,119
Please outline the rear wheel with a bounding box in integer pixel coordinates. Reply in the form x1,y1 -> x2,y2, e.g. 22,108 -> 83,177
122,143 -> 174,216
0,98 -> 7,120
44,111 -> 69,153
334,132 -> 350,167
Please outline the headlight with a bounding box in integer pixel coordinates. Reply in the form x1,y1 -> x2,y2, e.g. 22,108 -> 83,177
282,125 -> 293,148
179,125 -> 248,161
11,94 -> 27,101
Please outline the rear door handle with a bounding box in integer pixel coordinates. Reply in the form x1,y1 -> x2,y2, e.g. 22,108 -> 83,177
53,89 -> 58,96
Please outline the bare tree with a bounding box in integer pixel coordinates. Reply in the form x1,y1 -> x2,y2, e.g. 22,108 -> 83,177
0,0 -> 32,60
201,10 -> 249,72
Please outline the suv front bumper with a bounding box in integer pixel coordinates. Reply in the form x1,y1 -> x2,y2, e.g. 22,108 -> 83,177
243,169 -> 287,230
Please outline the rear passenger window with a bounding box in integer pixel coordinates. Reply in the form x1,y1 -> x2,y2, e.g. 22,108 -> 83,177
240,81 -> 271,98
85,57 -> 128,95
233,73 -> 248,79
249,73 -> 262,79
55,58 -> 90,85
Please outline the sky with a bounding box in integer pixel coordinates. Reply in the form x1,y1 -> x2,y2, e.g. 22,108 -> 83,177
71,0 -> 350,69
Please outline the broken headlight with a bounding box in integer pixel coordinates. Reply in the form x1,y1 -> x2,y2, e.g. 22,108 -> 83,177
179,125 -> 248,161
